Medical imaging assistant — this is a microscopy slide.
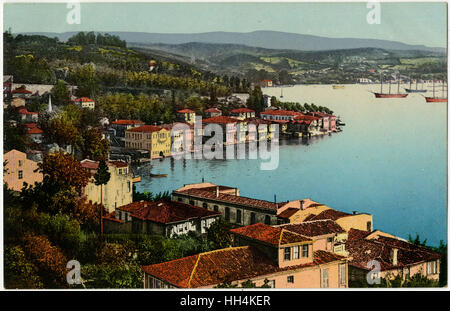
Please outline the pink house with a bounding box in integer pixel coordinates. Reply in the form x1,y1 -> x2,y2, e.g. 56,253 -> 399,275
3,149 -> 43,191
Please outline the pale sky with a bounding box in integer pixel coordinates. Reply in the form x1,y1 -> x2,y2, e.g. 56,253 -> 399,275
3,1 -> 448,48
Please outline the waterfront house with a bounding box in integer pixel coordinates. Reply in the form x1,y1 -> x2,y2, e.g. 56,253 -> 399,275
345,229 -> 441,285
3,149 -> 43,191
109,119 -> 145,146
245,118 -> 271,142
81,159 -> 136,213
307,112 -> 330,133
161,122 -> 194,155
72,97 -> 95,110
141,222 -> 348,288
177,109 -> 196,124
204,107 -> 222,118
202,116 -> 240,145
103,200 -> 221,237
260,109 -> 303,122
230,108 -> 255,120
125,125 -> 171,159
287,115 -> 321,137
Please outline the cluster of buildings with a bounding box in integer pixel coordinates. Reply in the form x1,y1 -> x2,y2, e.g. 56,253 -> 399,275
107,106 -> 339,160
93,181 -> 440,289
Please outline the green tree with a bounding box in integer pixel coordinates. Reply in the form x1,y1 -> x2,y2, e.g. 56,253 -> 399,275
4,245 -> 43,289
206,218 -> 233,249
94,160 -> 111,238
51,79 -> 71,106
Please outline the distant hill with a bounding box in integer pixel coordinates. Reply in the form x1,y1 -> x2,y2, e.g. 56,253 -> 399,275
21,30 -> 446,53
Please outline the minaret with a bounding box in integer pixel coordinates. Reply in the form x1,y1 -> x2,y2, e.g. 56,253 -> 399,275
48,95 -> 53,113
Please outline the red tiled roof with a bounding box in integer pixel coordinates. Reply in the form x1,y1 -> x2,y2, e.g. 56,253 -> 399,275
347,228 -> 372,241
345,236 -> 441,271
80,159 -> 128,170
27,127 -> 43,134
103,211 -> 125,223
202,116 -> 239,124
178,109 -> 195,113
141,246 -> 345,288
175,188 -> 279,211
261,110 -> 303,116
205,108 -> 222,113
304,209 -> 351,221
231,108 -> 255,114
294,115 -> 320,121
111,120 -> 144,125
261,79 -> 272,82
12,87 -> 32,94
230,223 -> 311,246
127,125 -> 163,133
279,220 -> 346,237
108,160 -> 129,168
73,97 -> 94,102
277,208 -> 299,219
117,200 -> 221,224
17,108 -> 38,115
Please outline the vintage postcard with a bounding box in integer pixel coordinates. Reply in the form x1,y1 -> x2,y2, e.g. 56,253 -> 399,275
1,0 -> 448,297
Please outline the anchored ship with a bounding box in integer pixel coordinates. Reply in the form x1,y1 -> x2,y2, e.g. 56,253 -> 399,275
373,73 -> 408,98
425,79 -> 447,103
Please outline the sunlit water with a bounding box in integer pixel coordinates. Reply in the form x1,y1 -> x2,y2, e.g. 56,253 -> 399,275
135,84 -> 447,246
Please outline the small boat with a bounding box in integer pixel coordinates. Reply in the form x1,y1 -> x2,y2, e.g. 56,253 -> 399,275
332,85 -> 345,89
150,173 -> 168,178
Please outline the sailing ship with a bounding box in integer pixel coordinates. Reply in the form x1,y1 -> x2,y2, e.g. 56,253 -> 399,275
425,79 -> 447,103
280,88 -> 283,98
373,74 -> 408,98
405,76 -> 427,93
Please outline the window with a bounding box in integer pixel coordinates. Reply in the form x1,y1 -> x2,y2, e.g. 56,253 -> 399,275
214,205 -> 219,212
127,181 -> 131,192
284,247 -> 291,261
202,203 -> 208,209
367,221 -> 372,231
250,212 -> 256,225
118,211 -> 122,220
327,237 -> 333,243
189,200 -> 195,205
322,269 -> 329,288
264,215 -> 271,225
18,160 -> 22,166
18,170 -> 23,179
178,197 -> 183,202
427,261 -> 437,275
302,245 -> 309,258
339,264 -> 346,285
236,210 -> 242,224
225,207 -> 230,221
293,246 -> 299,259
287,276 -> 294,283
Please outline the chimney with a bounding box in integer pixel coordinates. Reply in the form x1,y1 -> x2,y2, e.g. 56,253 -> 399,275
300,200 -> 305,210
202,177 -> 205,183
216,186 -> 219,198
274,194 -> 277,204
235,188 -> 237,196
390,248 -> 398,266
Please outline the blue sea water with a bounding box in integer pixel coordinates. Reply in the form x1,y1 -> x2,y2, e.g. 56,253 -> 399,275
135,84 -> 447,246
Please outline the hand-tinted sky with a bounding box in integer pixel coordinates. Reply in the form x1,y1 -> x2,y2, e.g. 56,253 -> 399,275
3,1 -> 447,48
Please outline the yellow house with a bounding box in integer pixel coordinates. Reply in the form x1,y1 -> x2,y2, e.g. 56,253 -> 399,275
80,159 -> 135,213
125,125 -> 171,159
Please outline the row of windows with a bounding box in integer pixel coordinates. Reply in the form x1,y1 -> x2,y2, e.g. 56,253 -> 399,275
198,201 -> 271,225
284,245 -> 309,261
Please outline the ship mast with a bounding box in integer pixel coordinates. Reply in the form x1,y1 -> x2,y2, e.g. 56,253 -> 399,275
380,73 -> 383,94
397,74 -> 400,94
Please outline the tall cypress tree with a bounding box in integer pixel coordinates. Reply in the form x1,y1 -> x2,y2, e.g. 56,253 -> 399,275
94,160 -> 110,238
